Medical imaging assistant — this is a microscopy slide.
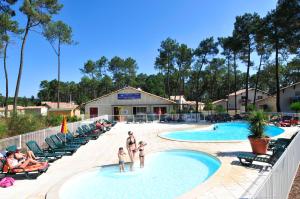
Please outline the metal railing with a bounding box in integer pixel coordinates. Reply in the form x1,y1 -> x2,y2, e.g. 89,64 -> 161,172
0,115 -> 107,150
100,113 -> 208,123
252,131 -> 300,199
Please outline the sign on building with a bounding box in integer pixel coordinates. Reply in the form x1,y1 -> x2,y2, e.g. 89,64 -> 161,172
117,93 -> 141,100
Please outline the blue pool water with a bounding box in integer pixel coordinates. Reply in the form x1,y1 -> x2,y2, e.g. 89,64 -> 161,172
59,150 -> 220,199
161,122 -> 284,142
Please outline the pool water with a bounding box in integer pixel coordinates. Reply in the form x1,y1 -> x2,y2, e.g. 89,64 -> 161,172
59,150 -> 220,199
161,122 -> 284,142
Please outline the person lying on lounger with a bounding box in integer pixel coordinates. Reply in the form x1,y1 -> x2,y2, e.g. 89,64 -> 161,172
14,149 -> 37,162
6,151 -> 39,169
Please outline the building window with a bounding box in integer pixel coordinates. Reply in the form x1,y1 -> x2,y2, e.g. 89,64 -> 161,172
133,107 -> 147,115
241,96 -> 247,100
257,96 -> 263,100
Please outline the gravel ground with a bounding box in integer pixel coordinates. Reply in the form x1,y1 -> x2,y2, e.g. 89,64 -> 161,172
289,166 -> 300,199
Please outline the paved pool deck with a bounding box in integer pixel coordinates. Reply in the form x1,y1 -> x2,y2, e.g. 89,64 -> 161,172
0,122 -> 299,199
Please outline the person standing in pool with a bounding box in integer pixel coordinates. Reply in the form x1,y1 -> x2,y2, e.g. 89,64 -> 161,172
126,131 -> 137,171
137,141 -> 147,168
118,147 -> 126,172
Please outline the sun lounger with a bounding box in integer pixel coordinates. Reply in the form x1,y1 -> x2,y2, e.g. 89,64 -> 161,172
0,158 -> 49,179
45,138 -> 76,154
26,141 -> 63,160
56,133 -> 88,145
237,148 -> 285,167
6,145 -> 17,152
50,135 -> 81,149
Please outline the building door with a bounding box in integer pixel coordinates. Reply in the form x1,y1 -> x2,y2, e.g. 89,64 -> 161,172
90,107 -> 98,118
153,107 -> 167,114
113,107 -> 120,121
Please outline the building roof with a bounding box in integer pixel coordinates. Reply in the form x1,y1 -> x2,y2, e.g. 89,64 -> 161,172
212,99 -> 228,104
228,88 -> 269,96
256,81 -> 300,103
170,95 -> 185,101
84,86 -> 176,105
41,101 -> 78,110
23,106 -> 47,109
0,105 -> 24,111
280,82 -> 300,91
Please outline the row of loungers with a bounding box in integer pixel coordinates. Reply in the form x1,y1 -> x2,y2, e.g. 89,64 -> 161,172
237,132 -> 298,168
0,119 -> 116,179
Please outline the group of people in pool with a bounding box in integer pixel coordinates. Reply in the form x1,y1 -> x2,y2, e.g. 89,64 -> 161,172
118,131 -> 147,172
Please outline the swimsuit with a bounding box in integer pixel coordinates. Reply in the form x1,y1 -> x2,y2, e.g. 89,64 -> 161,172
139,148 -> 144,157
119,160 -> 124,165
128,138 -> 136,145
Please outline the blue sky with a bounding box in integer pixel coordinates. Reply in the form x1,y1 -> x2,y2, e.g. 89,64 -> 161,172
0,0 -> 277,97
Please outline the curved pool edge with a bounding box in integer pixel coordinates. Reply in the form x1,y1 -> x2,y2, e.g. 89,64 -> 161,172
46,149 -> 222,199
158,123 -> 285,143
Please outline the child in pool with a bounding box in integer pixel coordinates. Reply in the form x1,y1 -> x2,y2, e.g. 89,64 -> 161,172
137,141 -> 147,168
118,147 -> 126,172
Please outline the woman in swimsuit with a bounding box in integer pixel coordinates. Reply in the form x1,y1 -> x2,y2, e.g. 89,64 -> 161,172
137,141 -> 147,168
6,151 -> 39,170
126,131 -> 137,171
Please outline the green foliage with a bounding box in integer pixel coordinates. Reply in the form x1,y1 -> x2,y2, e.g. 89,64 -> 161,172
247,104 -> 257,112
66,115 -> 81,122
248,110 -> 267,138
203,101 -> 213,111
0,119 -> 8,139
290,102 -> 300,113
43,20 -> 73,46
46,114 -> 63,126
7,113 -> 46,137
214,105 -> 226,114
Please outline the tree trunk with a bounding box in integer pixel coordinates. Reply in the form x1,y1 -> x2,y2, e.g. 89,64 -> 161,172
275,39 -> 281,112
227,57 -> 230,113
234,53 -> 237,114
245,42 -> 251,112
57,39 -> 61,108
3,42 -> 9,118
13,18 -> 30,114
253,54 -> 263,105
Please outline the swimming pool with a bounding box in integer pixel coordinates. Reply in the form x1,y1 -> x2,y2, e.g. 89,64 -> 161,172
59,150 -> 220,199
160,122 -> 284,142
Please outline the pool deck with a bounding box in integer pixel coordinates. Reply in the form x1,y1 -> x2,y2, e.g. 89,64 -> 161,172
0,122 -> 299,199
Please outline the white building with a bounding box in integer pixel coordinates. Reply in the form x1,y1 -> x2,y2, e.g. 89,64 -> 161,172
84,87 -> 177,118
170,95 -> 204,112
256,82 -> 300,112
213,88 -> 270,112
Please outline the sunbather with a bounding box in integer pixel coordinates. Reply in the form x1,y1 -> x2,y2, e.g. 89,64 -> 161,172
14,149 -> 37,162
6,151 -> 39,169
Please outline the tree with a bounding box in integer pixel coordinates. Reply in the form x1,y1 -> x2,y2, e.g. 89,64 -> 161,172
0,0 -> 17,16
264,0 -> 300,112
13,0 -> 62,113
108,56 -> 138,89
193,37 -> 218,116
0,10 -> 19,117
155,38 -> 178,98
290,102 -> 300,113
253,18 -> 271,105
80,60 -> 97,79
218,37 -> 233,112
43,20 -> 74,108
233,13 -> 260,112
175,43 -> 193,99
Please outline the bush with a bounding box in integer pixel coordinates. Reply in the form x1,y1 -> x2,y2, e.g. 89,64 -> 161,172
290,102 -> 300,113
214,105 -> 226,114
248,110 -> 267,138
0,119 -> 8,139
46,115 -> 63,126
7,113 -> 46,137
67,115 -> 81,122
